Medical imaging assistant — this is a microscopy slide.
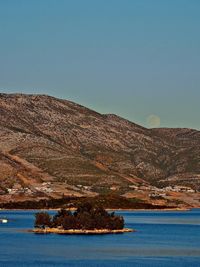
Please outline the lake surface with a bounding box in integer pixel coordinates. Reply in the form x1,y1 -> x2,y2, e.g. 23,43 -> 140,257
0,209 -> 200,267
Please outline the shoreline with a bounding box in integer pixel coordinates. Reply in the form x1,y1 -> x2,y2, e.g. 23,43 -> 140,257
31,227 -> 134,235
0,207 -> 194,211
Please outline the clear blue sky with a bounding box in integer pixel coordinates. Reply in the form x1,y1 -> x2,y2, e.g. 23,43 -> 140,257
0,0 -> 199,129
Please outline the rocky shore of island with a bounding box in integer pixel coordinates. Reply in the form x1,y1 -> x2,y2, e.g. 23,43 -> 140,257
32,227 -> 134,235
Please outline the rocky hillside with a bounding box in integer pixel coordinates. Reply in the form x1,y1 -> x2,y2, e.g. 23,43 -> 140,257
0,93 -> 199,207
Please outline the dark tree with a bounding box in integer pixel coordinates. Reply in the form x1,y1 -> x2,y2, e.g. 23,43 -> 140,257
76,202 -> 93,214
35,212 -> 52,228
52,209 -> 72,227
62,215 -> 77,230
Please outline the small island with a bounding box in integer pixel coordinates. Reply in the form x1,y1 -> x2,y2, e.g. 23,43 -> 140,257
32,202 -> 133,235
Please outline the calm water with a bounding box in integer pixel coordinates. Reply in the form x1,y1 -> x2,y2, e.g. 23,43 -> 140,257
0,209 -> 200,267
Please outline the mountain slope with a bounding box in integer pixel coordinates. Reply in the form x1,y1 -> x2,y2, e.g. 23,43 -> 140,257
0,93 -> 199,207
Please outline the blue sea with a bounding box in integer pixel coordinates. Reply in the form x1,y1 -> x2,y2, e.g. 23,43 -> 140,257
0,209 -> 200,267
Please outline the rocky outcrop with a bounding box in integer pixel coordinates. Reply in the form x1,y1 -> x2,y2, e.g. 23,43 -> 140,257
32,227 -> 134,235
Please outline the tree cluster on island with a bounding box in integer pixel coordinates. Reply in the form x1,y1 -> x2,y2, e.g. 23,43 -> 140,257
34,202 -> 124,230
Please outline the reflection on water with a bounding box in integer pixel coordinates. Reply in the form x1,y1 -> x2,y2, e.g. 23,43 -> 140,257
0,209 -> 200,267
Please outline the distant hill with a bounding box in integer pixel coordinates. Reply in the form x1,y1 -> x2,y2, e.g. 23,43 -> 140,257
0,93 -> 199,207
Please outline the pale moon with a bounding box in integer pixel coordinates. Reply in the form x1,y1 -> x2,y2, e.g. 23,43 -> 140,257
146,114 -> 161,128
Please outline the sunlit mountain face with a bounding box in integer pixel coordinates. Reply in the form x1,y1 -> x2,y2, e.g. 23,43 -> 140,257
0,93 -> 199,208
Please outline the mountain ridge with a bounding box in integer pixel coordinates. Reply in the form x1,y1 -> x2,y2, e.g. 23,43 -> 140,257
0,93 -> 199,208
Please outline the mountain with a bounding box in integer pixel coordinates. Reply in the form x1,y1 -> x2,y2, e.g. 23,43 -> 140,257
0,93 -> 199,207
